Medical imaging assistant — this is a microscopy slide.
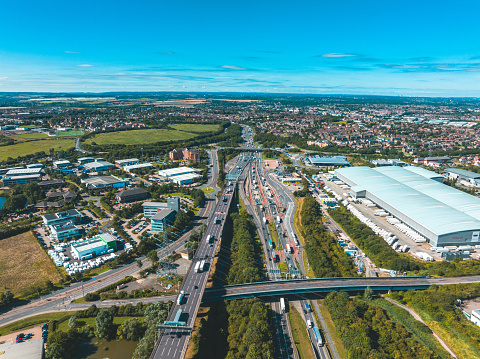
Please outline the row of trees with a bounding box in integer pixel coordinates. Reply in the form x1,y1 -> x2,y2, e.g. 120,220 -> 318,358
300,196 -> 357,277
45,301 -> 172,359
325,291 -> 443,359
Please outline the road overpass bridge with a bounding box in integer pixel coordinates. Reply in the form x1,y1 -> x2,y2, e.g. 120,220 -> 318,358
202,275 -> 480,302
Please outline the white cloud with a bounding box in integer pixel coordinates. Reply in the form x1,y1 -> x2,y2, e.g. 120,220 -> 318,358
76,64 -> 94,67
221,65 -> 246,70
321,53 -> 358,58
65,51 -> 80,54
0,77 -> 7,80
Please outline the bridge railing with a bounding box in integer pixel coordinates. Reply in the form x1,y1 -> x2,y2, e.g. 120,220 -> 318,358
205,275 -> 428,291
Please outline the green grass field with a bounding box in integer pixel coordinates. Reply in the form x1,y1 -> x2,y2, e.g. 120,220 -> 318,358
56,130 -> 84,137
85,128 -> 197,146
0,138 -> 74,161
12,133 -> 49,140
170,123 -> 220,133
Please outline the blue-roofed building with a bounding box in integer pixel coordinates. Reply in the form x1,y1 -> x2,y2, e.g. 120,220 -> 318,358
304,155 -> 350,167
335,166 -> 480,247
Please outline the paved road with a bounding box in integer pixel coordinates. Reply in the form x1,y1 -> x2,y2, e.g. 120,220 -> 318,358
0,148 -> 221,328
151,157 -> 250,359
203,275 -> 480,301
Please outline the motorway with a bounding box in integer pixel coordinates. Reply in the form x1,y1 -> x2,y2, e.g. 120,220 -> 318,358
151,156 -> 250,359
0,149 -> 221,328
202,275 -> 480,301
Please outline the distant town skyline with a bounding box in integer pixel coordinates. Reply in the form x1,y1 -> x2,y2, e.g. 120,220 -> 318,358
2,0 -> 480,96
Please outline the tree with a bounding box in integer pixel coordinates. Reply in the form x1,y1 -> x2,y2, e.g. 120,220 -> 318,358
122,318 -> 145,341
137,259 -> 143,268
185,241 -> 198,251
45,280 -> 54,291
1,290 -> 14,305
147,250 -> 159,264
68,316 -> 77,328
96,309 -> 114,339
364,286 -> 374,300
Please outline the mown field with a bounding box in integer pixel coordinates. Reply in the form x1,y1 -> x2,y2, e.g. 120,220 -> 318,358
0,138 -> 74,161
0,232 -> 62,297
170,123 -> 220,133
84,128 -> 198,146
56,130 -> 84,137
12,133 -> 49,140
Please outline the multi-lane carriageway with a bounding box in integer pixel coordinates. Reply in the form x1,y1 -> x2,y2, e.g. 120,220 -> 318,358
151,179 -> 240,359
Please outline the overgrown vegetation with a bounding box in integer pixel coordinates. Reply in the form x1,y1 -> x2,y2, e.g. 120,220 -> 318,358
389,284 -> 480,358
300,196 -> 357,277
325,291 -> 444,359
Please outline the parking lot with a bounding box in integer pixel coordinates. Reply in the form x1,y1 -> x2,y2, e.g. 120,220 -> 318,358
46,229 -> 129,277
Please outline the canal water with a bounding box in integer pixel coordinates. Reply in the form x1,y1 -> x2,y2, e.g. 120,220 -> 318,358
77,337 -> 138,359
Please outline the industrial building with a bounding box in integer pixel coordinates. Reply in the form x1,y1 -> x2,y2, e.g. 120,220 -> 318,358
0,338 -> 44,359
77,156 -> 95,164
116,187 -> 148,203
49,221 -> 84,242
123,162 -> 154,172
42,209 -> 82,226
81,175 -> 128,190
83,160 -> 115,172
335,166 -> 480,247
143,197 -> 180,218
370,159 -> 409,167
444,168 -> 480,188
304,155 -> 351,167
158,166 -> 202,185
71,232 -> 117,260
115,158 -> 140,167
2,174 -> 41,186
53,160 -> 71,168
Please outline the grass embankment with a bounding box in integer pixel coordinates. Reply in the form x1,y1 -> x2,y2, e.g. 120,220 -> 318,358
0,138 -> 74,161
373,299 -> 451,358
288,306 -> 315,359
56,130 -> 84,137
0,312 -> 77,336
301,196 -> 357,278
0,232 -> 62,297
325,291 -> 447,358
293,197 -> 315,278
388,284 -> 480,359
12,133 -> 49,140
201,188 -> 215,194
268,221 -> 282,250
84,128 -> 197,146
314,300 -> 348,359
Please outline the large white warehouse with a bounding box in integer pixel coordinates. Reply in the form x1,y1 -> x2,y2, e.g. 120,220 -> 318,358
335,166 -> 480,247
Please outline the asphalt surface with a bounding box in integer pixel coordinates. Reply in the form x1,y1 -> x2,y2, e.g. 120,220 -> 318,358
151,157 -> 250,359
0,149 -> 221,328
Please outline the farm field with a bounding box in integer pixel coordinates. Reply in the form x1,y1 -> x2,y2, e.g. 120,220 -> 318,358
56,130 -> 84,137
12,133 -> 49,140
84,128 -> 197,146
0,138 -> 74,161
170,123 -> 220,133
0,231 -> 62,297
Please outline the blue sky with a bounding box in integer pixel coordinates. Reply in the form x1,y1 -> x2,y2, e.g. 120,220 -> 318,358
1,0 -> 480,96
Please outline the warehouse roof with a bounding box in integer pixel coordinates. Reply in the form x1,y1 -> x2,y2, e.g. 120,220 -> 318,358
123,162 -> 153,172
0,338 -> 44,359
170,173 -> 202,182
158,166 -> 200,177
444,167 -> 480,179
305,156 -> 350,166
82,175 -> 125,186
84,161 -> 115,170
115,158 -> 139,165
5,168 -> 42,176
335,166 -> 480,237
